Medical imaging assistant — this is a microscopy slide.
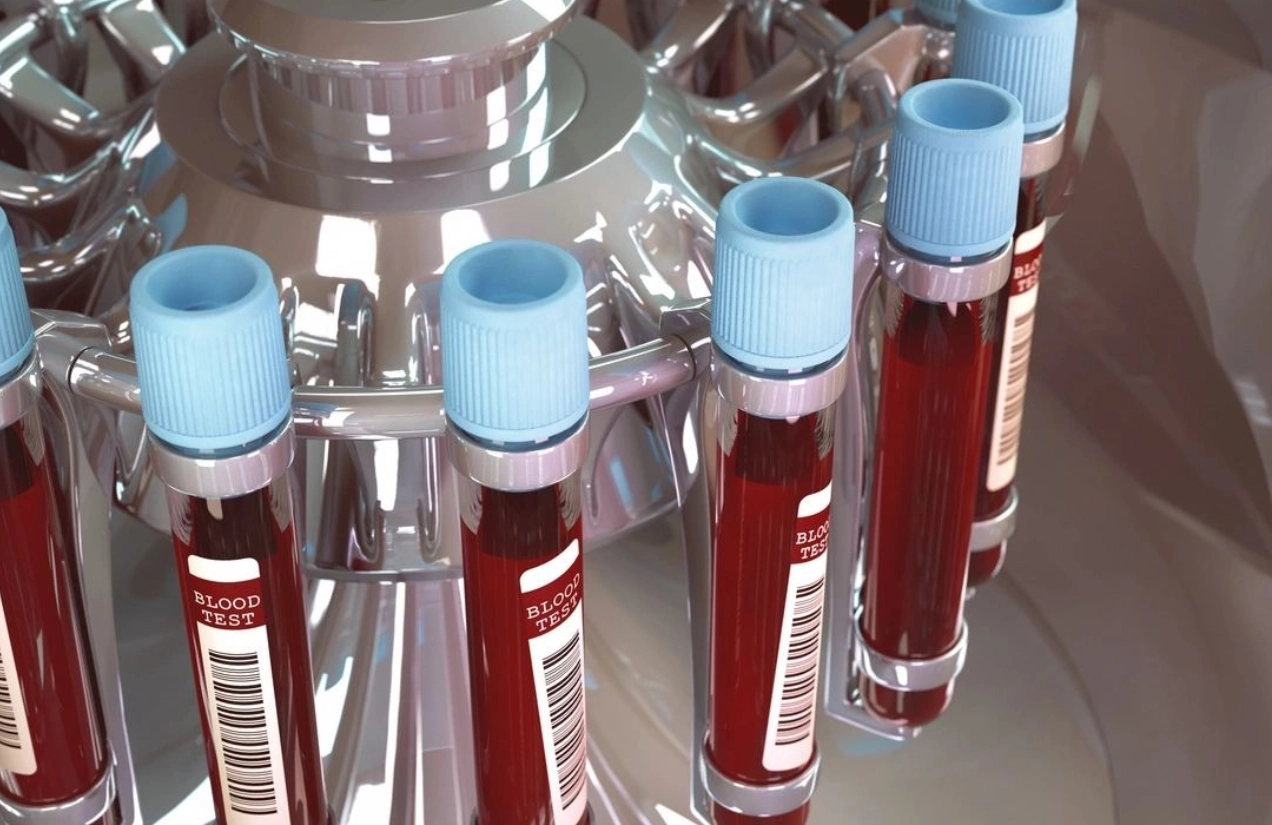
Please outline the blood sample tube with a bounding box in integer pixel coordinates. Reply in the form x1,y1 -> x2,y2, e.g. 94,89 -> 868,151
857,80 -> 1023,727
130,246 -> 329,825
0,211 -> 116,823
703,178 -> 855,825
953,0 -> 1079,589
441,240 -> 592,825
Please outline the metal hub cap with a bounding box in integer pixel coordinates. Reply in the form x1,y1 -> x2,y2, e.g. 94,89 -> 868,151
208,0 -> 582,161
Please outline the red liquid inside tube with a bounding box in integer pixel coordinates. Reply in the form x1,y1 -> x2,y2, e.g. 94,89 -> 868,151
708,404 -> 834,825
825,0 -> 891,29
167,475 -> 328,825
459,471 -> 590,825
0,409 -> 114,822
969,175 -> 1049,588
860,286 -> 996,726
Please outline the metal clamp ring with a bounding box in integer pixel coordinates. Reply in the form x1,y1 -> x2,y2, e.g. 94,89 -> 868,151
1021,124 -> 1066,180
0,355 -> 41,430
151,423 -> 295,499
854,619 -> 968,693
448,419 -> 588,493
0,767 -> 114,825
968,487 -> 1019,552
712,349 -> 850,420
882,234 -> 1012,304
699,734 -> 821,817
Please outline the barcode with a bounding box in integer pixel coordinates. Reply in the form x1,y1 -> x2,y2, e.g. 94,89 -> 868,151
0,649 -> 21,751
994,305 -> 1036,468
774,578 -> 825,746
208,650 -> 279,816
542,630 -> 587,813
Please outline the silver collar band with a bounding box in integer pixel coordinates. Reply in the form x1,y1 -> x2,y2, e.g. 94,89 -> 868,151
152,424 -> 296,500
882,234 -> 1012,304
712,350 -> 849,420
700,736 -> 821,817
448,421 -> 587,493
855,618 -> 969,693
0,767 -> 115,825
1022,124 -> 1066,180
970,486 -> 1019,552
0,356 -> 40,431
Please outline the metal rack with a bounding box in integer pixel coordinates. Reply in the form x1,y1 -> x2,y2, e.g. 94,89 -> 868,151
0,1 -> 1101,822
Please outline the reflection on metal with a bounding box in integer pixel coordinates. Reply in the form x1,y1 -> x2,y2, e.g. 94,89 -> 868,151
21,310 -> 141,825
4,1 -> 1105,823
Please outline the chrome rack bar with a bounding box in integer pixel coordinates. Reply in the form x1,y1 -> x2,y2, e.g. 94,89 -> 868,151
41,325 -> 708,441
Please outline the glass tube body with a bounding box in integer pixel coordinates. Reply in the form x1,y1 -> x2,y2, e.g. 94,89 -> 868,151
708,389 -> 835,825
968,173 -> 1049,587
165,450 -> 328,825
0,382 -> 113,821
860,281 -> 997,726
458,462 -> 589,825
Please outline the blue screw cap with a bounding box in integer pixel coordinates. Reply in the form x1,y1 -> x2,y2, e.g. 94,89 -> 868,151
917,0 -> 963,26
130,246 -> 291,454
712,177 -> 855,374
0,210 -> 34,382
885,79 -> 1024,261
955,0 -> 1079,136
441,239 -> 590,445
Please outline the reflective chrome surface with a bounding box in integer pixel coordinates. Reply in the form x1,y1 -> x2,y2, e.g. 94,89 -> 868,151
701,744 -> 820,817
132,13 -> 715,571
150,424 -> 294,500
854,619 -> 969,694
448,422 -> 587,493
0,0 -> 180,313
27,310 -> 140,825
14,0 -> 1272,824
0,769 -> 114,825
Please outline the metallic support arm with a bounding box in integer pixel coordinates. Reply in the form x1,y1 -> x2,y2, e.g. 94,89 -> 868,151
642,0 -> 740,79
682,45 -> 828,127
694,115 -> 891,186
40,326 -> 708,442
780,0 -> 856,57
682,2 -> 931,194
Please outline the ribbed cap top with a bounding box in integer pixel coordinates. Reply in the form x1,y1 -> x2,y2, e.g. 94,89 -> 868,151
917,0 -> 963,26
712,177 -> 855,374
441,239 -> 589,445
954,0 -> 1079,135
885,79 -> 1024,260
0,210 -> 33,381
130,246 -> 292,454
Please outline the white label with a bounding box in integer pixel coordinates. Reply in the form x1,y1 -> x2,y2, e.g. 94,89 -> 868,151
987,223 -> 1046,492
763,483 -> 832,772
187,556 -> 290,825
520,539 -> 588,825
0,591 -> 35,775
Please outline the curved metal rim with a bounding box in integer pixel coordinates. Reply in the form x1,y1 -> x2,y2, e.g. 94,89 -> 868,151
209,0 -> 583,70
970,486 -> 1020,551
855,618 -> 969,693
47,322 -> 707,442
700,735 -> 821,817
0,355 -> 40,430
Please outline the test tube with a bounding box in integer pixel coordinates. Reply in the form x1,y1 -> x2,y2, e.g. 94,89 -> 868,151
858,80 -> 1023,726
702,178 -> 854,825
442,240 -> 592,825
131,246 -> 329,824
0,210 -> 115,822
953,0 -> 1079,588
